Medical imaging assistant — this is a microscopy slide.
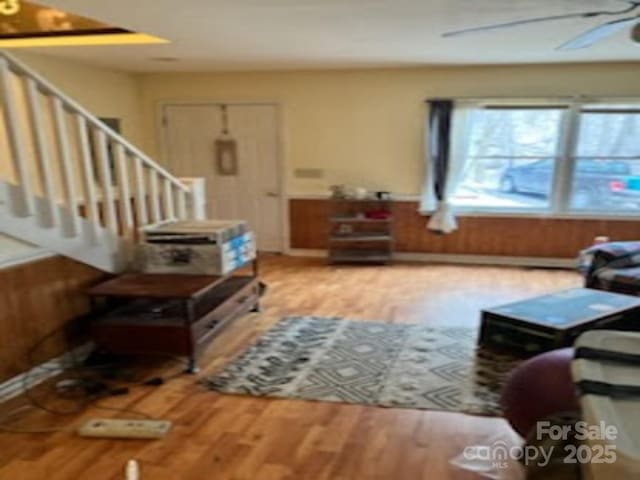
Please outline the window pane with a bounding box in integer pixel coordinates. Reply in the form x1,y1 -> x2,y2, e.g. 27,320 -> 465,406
452,158 -> 552,209
570,159 -> 640,211
576,110 -> 640,157
468,109 -> 564,157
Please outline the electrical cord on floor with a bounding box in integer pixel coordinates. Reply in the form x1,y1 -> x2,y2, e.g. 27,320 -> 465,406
91,402 -> 153,420
24,323 -> 128,374
0,425 -> 68,434
0,324 -> 192,434
1,376 -> 155,433
0,403 -> 76,434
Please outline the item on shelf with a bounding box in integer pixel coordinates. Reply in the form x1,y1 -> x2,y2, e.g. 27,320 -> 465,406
330,184 -> 349,199
365,209 -> 393,220
137,220 -> 256,276
337,224 -> 354,236
375,191 -> 392,200
353,187 -> 368,200
330,184 -> 373,200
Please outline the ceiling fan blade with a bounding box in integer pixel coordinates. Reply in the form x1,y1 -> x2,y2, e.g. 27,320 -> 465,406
442,2 -> 640,38
443,13 -> 600,37
558,17 -> 639,50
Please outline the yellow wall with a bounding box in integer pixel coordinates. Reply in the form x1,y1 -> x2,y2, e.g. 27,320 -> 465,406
138,63 -> 640,196
5,54 -> 640,197
14,51 -> 144,146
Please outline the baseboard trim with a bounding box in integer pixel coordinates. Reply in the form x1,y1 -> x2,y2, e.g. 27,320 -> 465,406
394,252 -> 576,269
287,249 -> 576,269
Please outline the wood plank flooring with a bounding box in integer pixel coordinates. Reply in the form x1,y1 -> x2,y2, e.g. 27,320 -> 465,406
0,256 -> 581,480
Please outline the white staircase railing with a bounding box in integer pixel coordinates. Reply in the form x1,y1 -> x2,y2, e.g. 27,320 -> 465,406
0,50 -> 205,272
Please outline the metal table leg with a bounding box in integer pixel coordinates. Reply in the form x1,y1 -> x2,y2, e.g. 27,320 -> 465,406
185,299 -> 200,374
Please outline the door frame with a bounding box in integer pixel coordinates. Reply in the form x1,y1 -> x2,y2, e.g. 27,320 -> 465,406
156,100 -> 290,254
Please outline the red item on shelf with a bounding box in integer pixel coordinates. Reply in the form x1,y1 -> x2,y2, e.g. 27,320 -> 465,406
365,209 -> 392,220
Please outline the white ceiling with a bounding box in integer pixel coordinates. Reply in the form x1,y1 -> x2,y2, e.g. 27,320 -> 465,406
22,0 -> 640,72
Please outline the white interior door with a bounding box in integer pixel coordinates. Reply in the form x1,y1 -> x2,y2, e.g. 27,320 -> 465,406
163,104 -> 284,252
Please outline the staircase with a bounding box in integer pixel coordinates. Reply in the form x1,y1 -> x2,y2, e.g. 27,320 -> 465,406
0,51 -> 206,272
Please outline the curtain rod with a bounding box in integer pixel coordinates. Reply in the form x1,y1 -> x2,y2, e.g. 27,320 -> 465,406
425,95 -> 640,103
426,96 -> 576,102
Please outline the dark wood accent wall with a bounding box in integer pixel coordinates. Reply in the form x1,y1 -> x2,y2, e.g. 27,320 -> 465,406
0,256 -> 106,383
290,199 -> 640,258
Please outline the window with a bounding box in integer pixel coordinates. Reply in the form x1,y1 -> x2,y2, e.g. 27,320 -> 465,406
452,107 -> 564,210
451,102 -> 640,216
571,105 -> 640,211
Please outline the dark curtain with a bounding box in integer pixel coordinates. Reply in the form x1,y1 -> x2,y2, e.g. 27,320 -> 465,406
428,100 -> 454,203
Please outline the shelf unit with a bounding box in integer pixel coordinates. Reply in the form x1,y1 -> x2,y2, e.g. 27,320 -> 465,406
330,234 -> 393,242
328,198 -> 394,265
330,217 -> 392,224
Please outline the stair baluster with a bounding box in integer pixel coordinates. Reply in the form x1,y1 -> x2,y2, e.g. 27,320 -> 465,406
0,58 -> 35,217
113,144 -> 134,238
148,169 -> 161,224
24,77 -> 58,227
50,96 -> 80,237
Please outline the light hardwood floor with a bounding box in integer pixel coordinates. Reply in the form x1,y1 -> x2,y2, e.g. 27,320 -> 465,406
0,256 -> 582,480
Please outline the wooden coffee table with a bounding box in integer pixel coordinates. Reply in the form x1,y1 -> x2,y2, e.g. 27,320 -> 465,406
88,261 -> 260,372
480,288 -> 640,356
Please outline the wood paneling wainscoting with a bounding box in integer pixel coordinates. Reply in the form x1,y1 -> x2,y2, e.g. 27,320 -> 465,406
0,256 -> 106,383
290,199 -> 640,258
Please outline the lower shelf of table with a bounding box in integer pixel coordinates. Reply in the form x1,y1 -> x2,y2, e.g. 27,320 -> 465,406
328,249 -> 393,264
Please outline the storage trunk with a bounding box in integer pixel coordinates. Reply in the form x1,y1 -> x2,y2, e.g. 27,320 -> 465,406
137,220 -> 256,276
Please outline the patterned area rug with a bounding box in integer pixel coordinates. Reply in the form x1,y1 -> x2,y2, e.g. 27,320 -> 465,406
204,316 -> 521,415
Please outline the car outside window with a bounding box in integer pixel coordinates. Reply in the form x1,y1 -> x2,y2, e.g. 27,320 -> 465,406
450,103 -> 640,216
570,106 -> 640,211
